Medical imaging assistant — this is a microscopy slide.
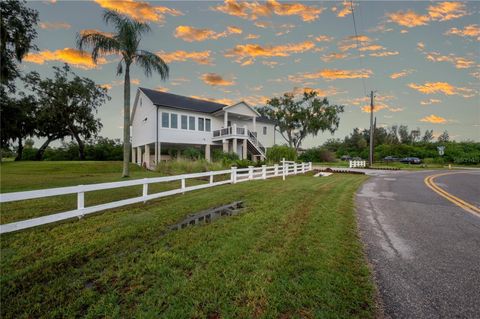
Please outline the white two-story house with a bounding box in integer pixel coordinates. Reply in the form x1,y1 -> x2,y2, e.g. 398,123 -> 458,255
131,88 -> 276,169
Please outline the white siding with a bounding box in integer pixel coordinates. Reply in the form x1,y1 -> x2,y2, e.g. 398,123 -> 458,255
131,89 -> 277,149
156,107 -> 223,145
131,91 -> 156,147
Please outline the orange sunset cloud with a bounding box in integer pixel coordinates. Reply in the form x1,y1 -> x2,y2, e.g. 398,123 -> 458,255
225,41 -> 315,65
408,82 -> 474,97
212,0 -> 323,22
24,48 -> 107,69
445,24 -> 480,40
39,21 -> 71,30
386,2 -> 467,28
200,73 -> 235,86
159,50 -> 213,65
94,0 -> 182,23
390,69 -> 415,79
425,52 -> 475,69
174,25 -> 242,42
420,114 -> 448,124
420,99 -> 442,105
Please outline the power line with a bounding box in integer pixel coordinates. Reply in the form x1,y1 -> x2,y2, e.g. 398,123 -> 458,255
350,0 -> 367,97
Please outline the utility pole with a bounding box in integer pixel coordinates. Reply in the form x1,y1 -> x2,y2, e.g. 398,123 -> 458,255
369,90 -> 374,167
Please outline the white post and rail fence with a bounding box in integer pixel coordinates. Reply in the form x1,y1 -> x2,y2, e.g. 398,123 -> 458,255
0,160 -> 312,234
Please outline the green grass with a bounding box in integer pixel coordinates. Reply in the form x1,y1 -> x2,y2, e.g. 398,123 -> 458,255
0,161 -> 230,224
1,161 -> 375,318
0,161 -> 162,192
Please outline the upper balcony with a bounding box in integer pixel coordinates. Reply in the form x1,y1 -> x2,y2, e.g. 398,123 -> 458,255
212,124 -> 266,156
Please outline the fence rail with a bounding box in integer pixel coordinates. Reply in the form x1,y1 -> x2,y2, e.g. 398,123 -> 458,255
0,161 -> 312,234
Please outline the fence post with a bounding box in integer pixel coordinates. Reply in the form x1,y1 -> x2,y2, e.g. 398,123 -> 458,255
231,166 -> 237,184
209,172 -> 214,184
282,162 -> 286,181
309,162 -> 312,171
181,178 -> 186,194
248,166 -> 254,180
301,162 -> 305,174
77,185 -> 85,218
262,165 -> 267,179
294,163 -> 297,175
274,164 -> 279,176
142,179 -> 148,202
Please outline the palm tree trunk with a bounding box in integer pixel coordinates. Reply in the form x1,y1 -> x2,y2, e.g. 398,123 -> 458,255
122,63 -> 131,177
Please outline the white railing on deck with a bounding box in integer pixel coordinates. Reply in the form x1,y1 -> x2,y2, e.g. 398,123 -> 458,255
212,125 -> 266,157
349,160 -> 366,168
0,160 -> 313,234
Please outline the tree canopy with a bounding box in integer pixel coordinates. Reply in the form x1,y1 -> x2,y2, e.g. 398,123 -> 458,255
258,91 -> 344,151
23,64 -> 110,160
0,0 -> 38,90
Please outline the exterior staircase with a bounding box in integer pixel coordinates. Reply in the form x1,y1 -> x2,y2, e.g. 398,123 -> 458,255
212,125 -> 266,159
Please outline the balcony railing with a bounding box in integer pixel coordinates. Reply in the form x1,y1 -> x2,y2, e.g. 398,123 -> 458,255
212,125 -> 266,156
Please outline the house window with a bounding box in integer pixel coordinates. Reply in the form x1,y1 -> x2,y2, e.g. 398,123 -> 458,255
140,98 -> 142,107
198,118 -> 204,131
189,116 -> 196,130
263,126 -> 267,135
181,115 -> 188,129
161,112 -> 169,128
205,119 -> 211,132
171,113 -> 178,129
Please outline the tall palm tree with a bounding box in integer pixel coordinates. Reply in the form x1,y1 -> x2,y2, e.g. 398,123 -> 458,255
77,10 -> 169,177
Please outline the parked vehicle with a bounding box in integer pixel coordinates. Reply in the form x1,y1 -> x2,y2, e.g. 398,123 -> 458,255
352,156 -> 362,161
384,156 -> 400,162
400,157 -> 422,164
341,155 -> 352,161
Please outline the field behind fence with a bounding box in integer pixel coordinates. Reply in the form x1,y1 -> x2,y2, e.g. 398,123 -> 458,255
0,161 -> 312,234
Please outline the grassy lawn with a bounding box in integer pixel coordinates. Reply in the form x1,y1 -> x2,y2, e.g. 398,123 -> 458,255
0,161 -> 230,224
0,161 -> 162,192
1,161 -> 375,318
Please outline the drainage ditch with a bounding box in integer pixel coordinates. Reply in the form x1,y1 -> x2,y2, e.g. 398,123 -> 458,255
169,201 -> 245,231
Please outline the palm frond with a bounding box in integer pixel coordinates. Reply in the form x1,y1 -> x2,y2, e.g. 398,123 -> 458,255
116,58 -> 124,75
76,31 -> 121,63
134,50 -> 169,80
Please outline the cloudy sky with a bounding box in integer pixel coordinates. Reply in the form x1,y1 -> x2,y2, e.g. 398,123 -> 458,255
23,0 -> 479,145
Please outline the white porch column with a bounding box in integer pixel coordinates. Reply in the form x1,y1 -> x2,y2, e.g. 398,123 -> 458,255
137,147 -> 142,165
205,144 -> 211,162
155,142 -> 161,165
223,139 -> 229,152
145,144 -> 151,169
224,111 -> 228,127
252,116 -> 256,133
131,147 -> 136,163
243,139 -> 247,159
233,138 -> 237,156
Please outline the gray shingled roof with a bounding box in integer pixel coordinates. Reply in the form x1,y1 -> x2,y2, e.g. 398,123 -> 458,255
139,87 -> 275,124
139,87 -> 226,113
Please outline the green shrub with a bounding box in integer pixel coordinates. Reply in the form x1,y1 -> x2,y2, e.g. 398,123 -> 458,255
182,147 -> 203,160
156,158 -> 228,175
234,159 -> 253,168
299,147 -> 335,162
266,145 -> 297,162
212,149 -> 239,162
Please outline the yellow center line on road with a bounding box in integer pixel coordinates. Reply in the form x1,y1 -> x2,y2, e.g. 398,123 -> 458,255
424,172 -> 480,217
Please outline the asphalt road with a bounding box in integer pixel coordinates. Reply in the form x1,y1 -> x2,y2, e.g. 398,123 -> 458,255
356,169 -> 480,318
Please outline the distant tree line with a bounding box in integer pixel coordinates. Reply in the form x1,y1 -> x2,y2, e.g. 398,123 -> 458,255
300,125 -> 480,165
2,137 -> 124,161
